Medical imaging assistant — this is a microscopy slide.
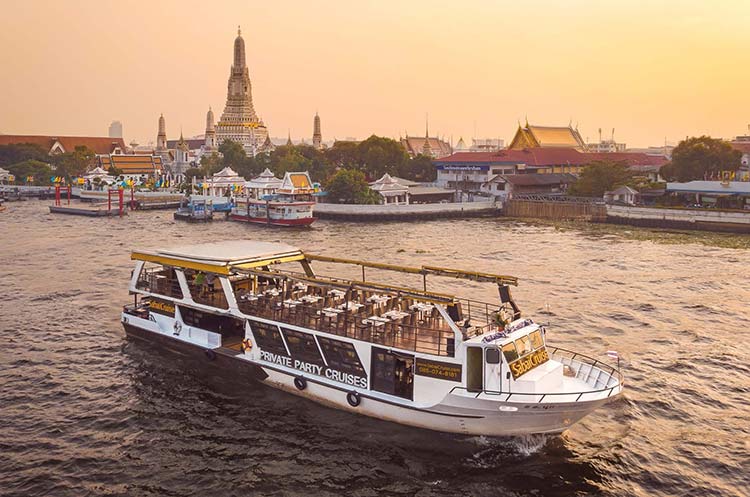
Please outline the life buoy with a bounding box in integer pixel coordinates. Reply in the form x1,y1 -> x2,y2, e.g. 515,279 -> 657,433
204,349 -> 216,361
294,376 -> 307,391
241,339 -> 253,353
346,391 -> 361,407
173,321 -> 182,333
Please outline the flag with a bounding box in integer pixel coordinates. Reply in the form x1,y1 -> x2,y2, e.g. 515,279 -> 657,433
606,350 -> 619,359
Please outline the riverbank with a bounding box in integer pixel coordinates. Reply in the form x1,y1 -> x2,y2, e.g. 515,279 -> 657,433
314,200 -> 500,220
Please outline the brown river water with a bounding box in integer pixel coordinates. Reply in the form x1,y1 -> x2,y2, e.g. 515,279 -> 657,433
1,200 -> 748,497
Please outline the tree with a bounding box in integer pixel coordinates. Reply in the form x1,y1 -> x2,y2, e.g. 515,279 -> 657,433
218,139 -> 246,170
399,154 -> 436,182
325,140 -> 359,167
357,135 -> 409,179
660,136 -> 742,182
52,145 -> 94,178
325,169 -> 380,204
0,143 -> 49,167
569,160 -> 633,197
108,165 -> 123,178
271,147 -> 313,177
199,151 -> 222,175
6,159 -> 52,185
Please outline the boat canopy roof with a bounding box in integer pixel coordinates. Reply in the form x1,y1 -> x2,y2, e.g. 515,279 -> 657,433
131,240 -> 518,286
132,240 -> 305,274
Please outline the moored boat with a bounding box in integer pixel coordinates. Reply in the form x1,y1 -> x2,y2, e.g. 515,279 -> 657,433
230,171 -> 316,227
121,241 -> 623,436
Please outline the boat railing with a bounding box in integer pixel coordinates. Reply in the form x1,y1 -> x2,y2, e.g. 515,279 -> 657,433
454,297 -> 503,336
449,346 -> 624,403
237,295 -> 456,357
136,268 -> 183,299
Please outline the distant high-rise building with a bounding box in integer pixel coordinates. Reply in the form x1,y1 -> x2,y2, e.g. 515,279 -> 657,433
215,27 -> 269,156
109,120 -> 123,139
312,112 -> 322,150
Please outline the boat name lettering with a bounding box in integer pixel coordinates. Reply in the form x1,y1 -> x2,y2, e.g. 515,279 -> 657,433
509,347 -> 549,380
259,350 -> 367,388
415,358 -> 462,382
150,299 -> 175,316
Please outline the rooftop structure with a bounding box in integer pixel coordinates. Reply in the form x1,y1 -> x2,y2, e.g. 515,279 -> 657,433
0,134 -> 126,156
99,154 -> 163,176
508,122 -> 588,151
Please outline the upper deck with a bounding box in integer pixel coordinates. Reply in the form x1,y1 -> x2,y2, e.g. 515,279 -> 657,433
129,240 -> 521,356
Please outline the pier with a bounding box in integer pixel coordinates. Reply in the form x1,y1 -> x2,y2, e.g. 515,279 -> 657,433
314,200 -> 501,221
49,204 -> 127,217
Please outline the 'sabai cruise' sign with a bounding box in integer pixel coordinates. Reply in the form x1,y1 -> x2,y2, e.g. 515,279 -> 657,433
149,298 -> 175,316
509,347 -> 550,380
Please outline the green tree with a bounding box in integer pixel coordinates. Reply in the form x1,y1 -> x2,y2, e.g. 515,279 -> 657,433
325,140 -> 359,167
108,165 -> 123,178
398,154 -> 436,182
53,146 -> 95,178
218,139 -> 246,170
660,136 -> 742,182
199,151 -> 222,175
569,160 -> 633,197
357,135 -> 409,179
6,159 -> 52,185
269,146 -> 313,177
325,169 -> 380,204
0,143 -> 49,167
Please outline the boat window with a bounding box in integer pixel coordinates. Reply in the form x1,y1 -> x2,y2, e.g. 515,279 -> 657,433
529,330 -> 544,349
318,336 -> 366,377
486,348 -> 500,364
501,342 -> 519,363
281,328 -> 324,365
515,335 -> 533,356
249,320 -> 287,355
370,347 -> 414,400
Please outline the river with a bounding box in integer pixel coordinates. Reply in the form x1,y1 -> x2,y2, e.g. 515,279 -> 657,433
1,200 -> 748,497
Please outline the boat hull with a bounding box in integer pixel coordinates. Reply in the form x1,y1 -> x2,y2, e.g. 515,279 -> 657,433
122,318 -> 618,437
229,213 -> 317,226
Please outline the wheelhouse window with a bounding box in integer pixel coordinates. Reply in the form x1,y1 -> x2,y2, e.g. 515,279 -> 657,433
486,348 -> 500,364
501,342 -> 519,363
529,329 -> 544,349
514,335 -> 533,356
136,263 -> 183,299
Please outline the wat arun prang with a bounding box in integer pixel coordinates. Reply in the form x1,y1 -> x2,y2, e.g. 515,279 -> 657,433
215,27 -> 271,156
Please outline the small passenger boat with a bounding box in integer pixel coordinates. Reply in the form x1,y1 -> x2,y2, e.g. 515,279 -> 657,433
122,241 -> 623,436
173,198 -> 214,222
230,172 -> 316,227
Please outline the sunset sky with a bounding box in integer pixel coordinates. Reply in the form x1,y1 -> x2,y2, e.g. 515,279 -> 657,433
1,0 -> 749,147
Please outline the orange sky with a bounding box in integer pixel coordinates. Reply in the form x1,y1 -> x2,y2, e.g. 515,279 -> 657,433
1,0 -> 749,147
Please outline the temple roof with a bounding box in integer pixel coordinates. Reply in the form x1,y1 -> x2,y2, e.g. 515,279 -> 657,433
508,124 -> 588,151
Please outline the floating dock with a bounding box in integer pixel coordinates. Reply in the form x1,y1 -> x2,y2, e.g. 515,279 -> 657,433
314,200 -> 501,221
49,204 -> 126,217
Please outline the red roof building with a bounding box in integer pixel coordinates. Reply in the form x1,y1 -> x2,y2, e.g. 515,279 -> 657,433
0,134 -> 126,156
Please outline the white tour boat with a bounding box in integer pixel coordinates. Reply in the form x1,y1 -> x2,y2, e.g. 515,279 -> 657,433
230,171 -> 316,227
121,241 -> 623,436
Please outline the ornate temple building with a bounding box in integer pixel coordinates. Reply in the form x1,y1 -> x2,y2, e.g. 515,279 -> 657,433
204,107 -> 217,152
507,122 -> 588,151
313,112 -> 322,150
400,125 -> 452,159
155,114 -> 170,162
172,132 -> 190,176
215,27 -> 270,156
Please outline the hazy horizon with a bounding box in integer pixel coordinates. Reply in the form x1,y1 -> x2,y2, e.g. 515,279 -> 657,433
1,0 -> 749,148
